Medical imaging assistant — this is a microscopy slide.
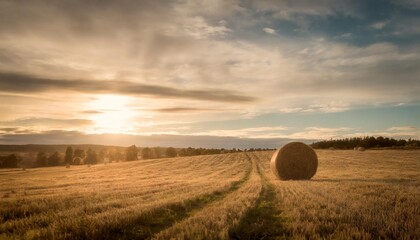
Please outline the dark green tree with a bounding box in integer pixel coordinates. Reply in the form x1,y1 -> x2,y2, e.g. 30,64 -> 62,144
153,147 -> 162,158
0,154 -> 20,168
98,149 -> 107,163
85,148 -> 98,164
65,146 -> 73,165
48,151 -> 61,166
73,149 -> 85,159
36,152 -> 48,167
142,147 -> 152,159
165,147 -> 177,158
126,145 -> 138,161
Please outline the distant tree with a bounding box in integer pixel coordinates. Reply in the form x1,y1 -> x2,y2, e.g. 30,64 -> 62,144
73,157 -> 82,165
126,145 -> 138,161
311,136 -> 420,149
85,148 -> 98,164
142,147 -> 152,159
36,152 -> 48,167
186,147 -> 194,156
0,154 -> 20,168
108,149 -> 123,162
98,149 -> 107,163
48,151 -> 61,166
178,148 -> 187,157
73,149 -> 86,160
165,147 -> 177,158
153,147 -> 162,158
65,146 -> 73,165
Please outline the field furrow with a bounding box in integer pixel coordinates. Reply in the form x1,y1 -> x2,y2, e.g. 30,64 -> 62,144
229,152 -> 290,239
152,154 -> 262,240
0,153 -> 251,239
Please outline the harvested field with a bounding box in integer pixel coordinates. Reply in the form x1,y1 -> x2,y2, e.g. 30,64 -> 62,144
0,150 -> 419,239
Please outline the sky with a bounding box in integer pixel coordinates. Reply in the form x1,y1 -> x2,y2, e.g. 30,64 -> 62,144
0,0 -> 419,148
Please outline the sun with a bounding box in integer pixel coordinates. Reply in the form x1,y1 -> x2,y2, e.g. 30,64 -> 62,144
88,95 -> 136,134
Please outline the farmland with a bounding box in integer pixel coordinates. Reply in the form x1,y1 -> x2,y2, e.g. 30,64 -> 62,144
0,150 -> 419,239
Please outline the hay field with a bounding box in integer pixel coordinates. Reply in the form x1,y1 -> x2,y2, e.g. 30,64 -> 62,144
0,150 -> 419,239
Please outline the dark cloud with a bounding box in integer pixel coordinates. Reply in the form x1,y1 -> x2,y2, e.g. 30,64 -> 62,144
0,117 -> 92,127
154,107 -> 217,113
0,128 -> 19,133
0,72 -> 256,103
80,110 -> 103,114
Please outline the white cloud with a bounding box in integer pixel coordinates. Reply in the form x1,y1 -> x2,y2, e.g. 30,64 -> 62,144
345,127 -> 420,139
192,126 -> 288,138
288,127 -> 354,140
263,27 -> 277,35
340,32 -> 352,38
307,102 -> 351,113
387,126 -> 418,132
371,21 -> 389,29
183,17 -> 232,39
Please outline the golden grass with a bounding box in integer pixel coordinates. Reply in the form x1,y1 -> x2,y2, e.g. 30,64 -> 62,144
257,150 -> 420,239
0,150 -> 419,239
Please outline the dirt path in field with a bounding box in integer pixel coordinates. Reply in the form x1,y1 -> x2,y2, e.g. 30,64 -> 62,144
151,153 -> 262,240
229,152 -> 291,240
113,153 -> 254,240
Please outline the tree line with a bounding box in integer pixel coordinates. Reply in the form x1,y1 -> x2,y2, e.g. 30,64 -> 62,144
1,145 -> 274,168
311,136 -> 420,149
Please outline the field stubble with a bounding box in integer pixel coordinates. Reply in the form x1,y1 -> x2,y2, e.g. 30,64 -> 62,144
0,150 -> 419,239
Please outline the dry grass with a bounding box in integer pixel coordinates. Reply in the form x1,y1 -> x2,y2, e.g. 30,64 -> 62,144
257,150 -> 420,239
0,150 -> 419,239
153,156 -> 261,240
0,154 -> 250,239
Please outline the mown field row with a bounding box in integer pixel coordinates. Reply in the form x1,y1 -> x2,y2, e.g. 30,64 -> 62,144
0,150 -> 419,239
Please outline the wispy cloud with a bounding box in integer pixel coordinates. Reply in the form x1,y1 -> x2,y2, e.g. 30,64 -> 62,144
0,72 -> 256,103
287,127 -> 354,140
371,21 -> 389,29
0,117 -> 92,128
263,27 -> 277,35
154,107 -> 217,113
192,126 -> 288,138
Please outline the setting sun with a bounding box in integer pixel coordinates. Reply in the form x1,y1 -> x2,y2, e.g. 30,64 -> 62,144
88,95 -> 136,134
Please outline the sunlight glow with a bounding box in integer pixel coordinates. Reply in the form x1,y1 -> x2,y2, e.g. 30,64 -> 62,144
88,95 -> 137,134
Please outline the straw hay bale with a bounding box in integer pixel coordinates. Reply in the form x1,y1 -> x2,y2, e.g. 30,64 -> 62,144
358,147 -> 366,151
270,142 -> 318,180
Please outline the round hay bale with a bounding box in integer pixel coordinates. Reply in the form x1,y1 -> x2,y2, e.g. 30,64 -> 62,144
358,147 -> 366,151
270,142 -> 318,180
353,147 -> 358,150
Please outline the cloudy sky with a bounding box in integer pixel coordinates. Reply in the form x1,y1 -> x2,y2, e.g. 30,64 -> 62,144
0,0 -> 419,147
